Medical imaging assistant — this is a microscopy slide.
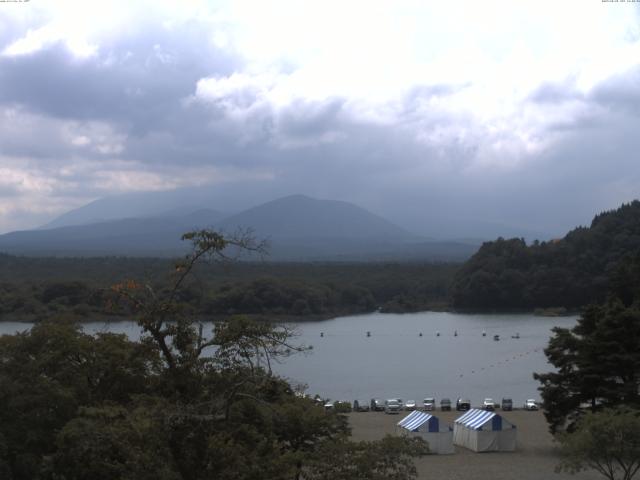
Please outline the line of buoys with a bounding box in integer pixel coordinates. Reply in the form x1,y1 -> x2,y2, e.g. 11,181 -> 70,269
455,345 -> 546,378
317,331 -> 532,340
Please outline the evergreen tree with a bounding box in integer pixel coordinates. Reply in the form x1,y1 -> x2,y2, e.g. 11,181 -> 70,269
534,255 -> 640,433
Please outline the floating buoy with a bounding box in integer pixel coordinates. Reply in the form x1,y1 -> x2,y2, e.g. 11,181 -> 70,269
454,330 -> 458,337
436,331 -> 440,337
366,331 -> 371,337
419,332 -> 423,337
320,332 -> 324,337
482,330 -> 486,337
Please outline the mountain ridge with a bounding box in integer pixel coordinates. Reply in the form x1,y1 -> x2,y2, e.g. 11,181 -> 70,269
0,195 -> 479,261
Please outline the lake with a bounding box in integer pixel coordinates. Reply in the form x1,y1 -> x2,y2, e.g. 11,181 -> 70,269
0,311 -> 576,407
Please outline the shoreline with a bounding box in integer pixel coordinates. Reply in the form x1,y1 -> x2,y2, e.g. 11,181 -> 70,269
0,306 -> 580,324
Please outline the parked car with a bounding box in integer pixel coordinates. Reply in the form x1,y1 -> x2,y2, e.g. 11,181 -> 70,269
404,399 -> 417,411
456,398 -> 471,411
423,397 -> 436,411
524,399 -> 539,410
440,398 -> 452,411
370,398 -> 385,411
501,398 -> 513,411
384,399 -> 402,414
482,398 -> 495,411
324,401 -> 334,411
353,400 -> 370,412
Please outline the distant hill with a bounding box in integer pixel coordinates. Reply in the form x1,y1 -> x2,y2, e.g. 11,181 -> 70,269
40,188 -> 229,229
450,201 -> 640,310
217,194 -> 415,240
0,209 -> 224,256
0,195 -> 479,261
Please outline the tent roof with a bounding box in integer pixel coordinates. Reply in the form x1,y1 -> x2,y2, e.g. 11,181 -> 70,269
455,409 -> 499,430
397,410 -> 435,431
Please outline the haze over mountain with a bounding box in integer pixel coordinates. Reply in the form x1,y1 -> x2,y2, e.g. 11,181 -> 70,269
36,187 -> 552,242
0,195 -> 479,261
41,188 -> 234,230
0,209 -> 225,256
217,195 -> 415,240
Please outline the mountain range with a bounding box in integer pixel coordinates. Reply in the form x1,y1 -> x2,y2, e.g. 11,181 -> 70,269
0,194 -> 480,261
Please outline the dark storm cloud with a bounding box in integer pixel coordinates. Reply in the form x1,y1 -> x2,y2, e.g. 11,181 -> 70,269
0,23 -> 238,131
590,66 -> 640,116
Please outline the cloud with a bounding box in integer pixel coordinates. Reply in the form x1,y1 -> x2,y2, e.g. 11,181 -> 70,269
0,1 -> 639,237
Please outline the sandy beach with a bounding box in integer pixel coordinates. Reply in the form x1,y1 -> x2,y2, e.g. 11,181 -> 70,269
348,409 -> 601,480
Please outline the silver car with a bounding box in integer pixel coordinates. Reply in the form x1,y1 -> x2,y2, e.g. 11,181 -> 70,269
482,398 -> 495,411
384,399 -> 402,414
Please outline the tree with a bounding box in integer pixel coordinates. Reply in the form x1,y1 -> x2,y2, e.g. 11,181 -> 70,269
107,230 -> 429,479
0,318 -> 157,480
556,408 -> 640,480
306,436 -> 429,480
534,299 -> 640,433
50,402 -> 179,480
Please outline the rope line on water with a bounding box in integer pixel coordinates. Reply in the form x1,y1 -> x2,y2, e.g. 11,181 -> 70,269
457,346 -> 545,378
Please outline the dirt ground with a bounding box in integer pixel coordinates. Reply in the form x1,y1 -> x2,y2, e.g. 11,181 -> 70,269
348,409 -> 602,480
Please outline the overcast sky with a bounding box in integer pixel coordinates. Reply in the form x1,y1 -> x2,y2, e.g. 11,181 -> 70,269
0,0 -> 639,237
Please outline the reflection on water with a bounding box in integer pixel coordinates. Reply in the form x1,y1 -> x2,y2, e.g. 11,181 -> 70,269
0,311 -> 576,406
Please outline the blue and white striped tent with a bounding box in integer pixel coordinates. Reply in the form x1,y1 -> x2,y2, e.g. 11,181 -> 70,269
397,410 -> 454,454
453,409 -> 517,452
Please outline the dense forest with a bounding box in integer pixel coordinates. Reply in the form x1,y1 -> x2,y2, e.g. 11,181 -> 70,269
450,201 -> 640,311
0,254 -> 457,322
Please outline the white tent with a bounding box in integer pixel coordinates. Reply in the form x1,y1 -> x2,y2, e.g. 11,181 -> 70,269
453,409 -> 517,452
397,410 -> 454,454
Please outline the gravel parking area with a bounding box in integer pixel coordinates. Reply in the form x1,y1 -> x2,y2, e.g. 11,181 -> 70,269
348,410 -> 601,480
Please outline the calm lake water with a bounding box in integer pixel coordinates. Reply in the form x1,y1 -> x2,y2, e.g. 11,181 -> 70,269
0,311 -> 576,407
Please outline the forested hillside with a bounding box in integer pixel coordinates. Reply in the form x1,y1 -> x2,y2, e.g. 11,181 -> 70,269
0,255 -> 457,322
451,201 -> 640,310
